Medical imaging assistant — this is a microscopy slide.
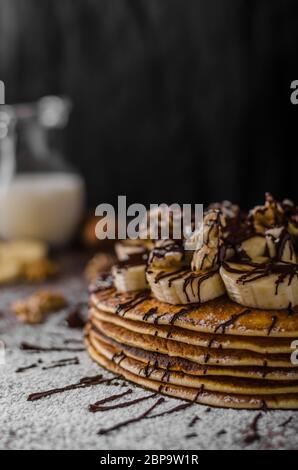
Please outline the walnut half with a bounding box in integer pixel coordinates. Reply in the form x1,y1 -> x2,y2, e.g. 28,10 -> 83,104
11,290 -> 67,324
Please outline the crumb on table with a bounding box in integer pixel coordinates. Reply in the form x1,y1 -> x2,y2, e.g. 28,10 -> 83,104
11,290 -> 68,324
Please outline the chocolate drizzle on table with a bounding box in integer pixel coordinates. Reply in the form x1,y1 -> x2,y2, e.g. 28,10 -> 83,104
243,413 -> 263,444
41,357 -> 79,370
279,416 -> 293,427
91,392 -> 158,413
89,389 -> 133,412
20,342 -> 85,353
188,415 -> 200,427
97,396 -> 164,435
16,357 -> 79,373
27,374 -> 120,401
64,304 -> 87,328
16,363 -> 39,373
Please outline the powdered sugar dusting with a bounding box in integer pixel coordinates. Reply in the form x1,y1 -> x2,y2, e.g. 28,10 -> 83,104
0,254 -> 297,450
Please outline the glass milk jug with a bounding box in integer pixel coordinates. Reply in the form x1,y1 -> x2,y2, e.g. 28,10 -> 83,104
0,96 -> 85,246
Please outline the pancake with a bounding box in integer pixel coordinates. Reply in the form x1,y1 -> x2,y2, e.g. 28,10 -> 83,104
88,332 -> 298,395
90,306 -> 293,354
85,323 -> 298,381
85,332 -> 298,409
91,289 -> 298,338
90,317 -> 297,368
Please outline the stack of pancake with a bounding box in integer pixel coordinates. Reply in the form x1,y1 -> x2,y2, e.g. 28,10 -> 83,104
86,288 -> 298,410
85,197 -> 298,409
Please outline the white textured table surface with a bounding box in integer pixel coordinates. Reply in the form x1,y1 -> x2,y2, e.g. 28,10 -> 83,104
1,253 -> 297,450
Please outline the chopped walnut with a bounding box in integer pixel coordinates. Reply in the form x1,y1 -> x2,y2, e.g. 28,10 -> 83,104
249,193 -> 285,233
84,253 -> 116,282
11,291 -> 67,324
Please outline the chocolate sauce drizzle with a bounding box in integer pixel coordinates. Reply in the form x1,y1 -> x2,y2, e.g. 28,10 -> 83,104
140,361 -> 151,377
222,260 -> 298,295
161,363 -> 171,382
41,357 -> 79,370
145,400 -> 192,420
149,240 -> 184,264
262,361 -> 268,378
203,353 -> 210,364
20,342 -> 85,353
116,291 -> 150,316
214,309 -> 252,334
89,389 -> 133,412
150,267 -> 187,284
142,307 -> 158,322
64,305 -> 86,329
141,360 -> 159,378
16,357 -> 79,373
287,302 -> 296,316
173,270 -> 216,304
92,392 -> 158,413
170,305 -> 198,325
148,386 -> 205,419
185,432 -> 197,439
267,316 -> 278,336
97,397 -> 164,435
114,253 -> 148,271
243,413 -> 263,444
153,305 -> 198,326
279,416 -> 293,427
16,363 -> 38,373
188,415 -> 200,428
112,351 -> 126,366
27,374 -> 119,401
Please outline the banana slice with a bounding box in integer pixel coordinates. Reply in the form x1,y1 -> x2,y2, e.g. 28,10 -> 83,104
115,241 -> 149,261
239,235 -> 266,260
220,260 -> 298,310
0,259 -> 22,284
148,239 -> 188,269
265,227 -> 297,263
0,239 -> 48,265
146,267 -> 225,305
112,254 -> 149,293
146,210 -> 226,305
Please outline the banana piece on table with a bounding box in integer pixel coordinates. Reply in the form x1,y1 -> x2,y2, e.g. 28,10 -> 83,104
0,259 -> 22,284
0,239 -> 48,284
0,240 -> 48,265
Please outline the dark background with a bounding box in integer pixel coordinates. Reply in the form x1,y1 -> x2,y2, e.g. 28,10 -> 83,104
0,0 -> 298,209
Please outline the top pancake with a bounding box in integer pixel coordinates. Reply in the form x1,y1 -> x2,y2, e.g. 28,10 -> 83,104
91,288 -> 298,338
